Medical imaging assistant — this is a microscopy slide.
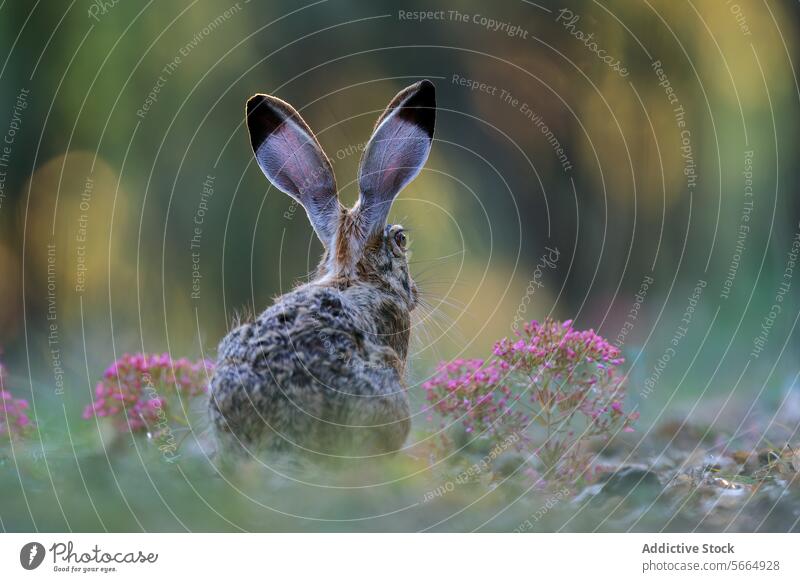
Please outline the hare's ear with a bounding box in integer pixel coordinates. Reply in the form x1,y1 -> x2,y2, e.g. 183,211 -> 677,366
355,80 -> 435,234
246,94 -> 342,247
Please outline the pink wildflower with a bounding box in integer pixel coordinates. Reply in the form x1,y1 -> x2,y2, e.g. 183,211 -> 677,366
1,364 -> 34,441
424,318 -> 638,483
83,353 -> 214,433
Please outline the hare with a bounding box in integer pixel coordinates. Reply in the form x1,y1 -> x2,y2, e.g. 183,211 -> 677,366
209,80 -> 436,457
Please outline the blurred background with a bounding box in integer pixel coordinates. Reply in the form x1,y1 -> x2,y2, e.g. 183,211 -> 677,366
1,0 -> 800,531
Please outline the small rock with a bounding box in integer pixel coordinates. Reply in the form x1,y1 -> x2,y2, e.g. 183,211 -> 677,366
731,450 -> 751,465
711,477 -> 741,490
670,473 -> 695,487
600,466 -> 661,497
757,449 -> 782,466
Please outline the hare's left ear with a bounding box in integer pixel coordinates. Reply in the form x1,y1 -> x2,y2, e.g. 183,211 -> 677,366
355,80 -> 435,235
246,94 -> 342,248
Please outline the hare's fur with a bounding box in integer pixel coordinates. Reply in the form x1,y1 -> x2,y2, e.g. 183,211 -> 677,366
211,239 -> 414,455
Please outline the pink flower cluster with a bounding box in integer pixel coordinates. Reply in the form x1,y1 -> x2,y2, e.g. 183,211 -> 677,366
423,358 -> 528,441
83,353 -> 213,432
1,363 -> 33,441
1,391 -> 32,441
493,319 -> 624,368
423,318 -> 639,482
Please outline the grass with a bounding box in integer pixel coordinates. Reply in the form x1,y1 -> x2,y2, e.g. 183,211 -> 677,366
3,406 -> 800,532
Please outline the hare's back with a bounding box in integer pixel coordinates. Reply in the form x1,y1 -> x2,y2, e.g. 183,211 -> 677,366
209,285 -> 400,450
219,285 -> 364,368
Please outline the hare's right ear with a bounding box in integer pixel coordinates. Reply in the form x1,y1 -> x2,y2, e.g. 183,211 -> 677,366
355,80 -> 435,236
246,94 -> 343,247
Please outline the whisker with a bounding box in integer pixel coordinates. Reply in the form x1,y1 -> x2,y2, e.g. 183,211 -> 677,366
408,249 -> 465,265
415,278 -> 471,288
417,291 -> 469,312
414,302 -> 464,345
410,311 -> 444,362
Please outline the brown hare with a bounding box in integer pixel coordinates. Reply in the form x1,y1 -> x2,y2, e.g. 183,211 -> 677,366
209,80 -> 436,458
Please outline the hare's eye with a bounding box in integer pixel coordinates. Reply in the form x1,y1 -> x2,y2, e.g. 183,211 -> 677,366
394,230 -> 407,249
